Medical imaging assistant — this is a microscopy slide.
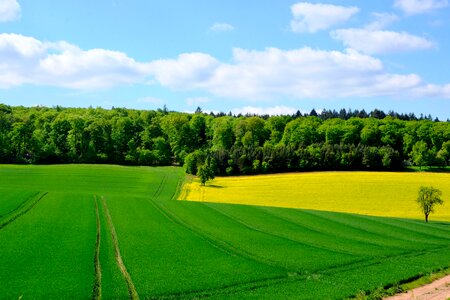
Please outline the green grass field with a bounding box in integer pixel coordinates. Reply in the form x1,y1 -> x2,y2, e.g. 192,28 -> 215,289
0,165 -> 449,299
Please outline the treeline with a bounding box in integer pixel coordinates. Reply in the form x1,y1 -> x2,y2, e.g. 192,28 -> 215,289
0,104 -> 449,176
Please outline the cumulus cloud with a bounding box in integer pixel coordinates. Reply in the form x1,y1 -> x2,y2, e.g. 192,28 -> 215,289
365,12 -> 399,30
0,33 -> 150,89
147,46 -> 450,100
290,2 -> 359,33
0,0 -> 20,22
1,33 -> 449,101
331,29 -> 434,55
394,0 -> 448,15
232,106 -> 299,116
149,53 -> 220,89
412,83 -> 450,98
209,22 -> 235,32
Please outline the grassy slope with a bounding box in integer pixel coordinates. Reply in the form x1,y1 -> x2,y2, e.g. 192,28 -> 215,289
179,171 -> 450,221
106,169 -> 284,298
0,164 -> 172,299
1,165 -> 449,299
0,192 -> 96,299
165,202 -> 449,299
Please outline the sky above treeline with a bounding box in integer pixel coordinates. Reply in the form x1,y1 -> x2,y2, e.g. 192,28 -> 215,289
0,0 -> 449,118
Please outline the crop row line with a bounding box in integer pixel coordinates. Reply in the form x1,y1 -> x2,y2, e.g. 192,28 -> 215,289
0,192 -> 48,230
170,175 -> 185,201
100,196 -> 139,300
258,206 -> 394,251
149,244 -> 450,300
92,196 -> 102,300
207,203 -> 441,276
151,175 -> 168,202
356,213 -> 450,242
151,196 -> 288,270
300,210 -> 436,249
147,185 -> 450,299
0,192 -> 38,219
205,203 -> 359,257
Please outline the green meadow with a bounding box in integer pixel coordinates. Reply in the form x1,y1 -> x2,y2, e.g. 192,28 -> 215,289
0,164 -> 449,299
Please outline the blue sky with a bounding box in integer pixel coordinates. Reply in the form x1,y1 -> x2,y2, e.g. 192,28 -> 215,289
1,0 -> 450,118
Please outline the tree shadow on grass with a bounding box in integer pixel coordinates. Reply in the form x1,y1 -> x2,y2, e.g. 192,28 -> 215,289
207,184 -> 224,189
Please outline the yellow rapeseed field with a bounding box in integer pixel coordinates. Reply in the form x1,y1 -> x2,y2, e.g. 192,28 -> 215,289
179,172 -> 450,222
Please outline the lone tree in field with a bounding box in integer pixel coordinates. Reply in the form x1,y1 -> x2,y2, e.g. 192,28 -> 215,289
417,186 -> 444,223
197,164 -> 215,186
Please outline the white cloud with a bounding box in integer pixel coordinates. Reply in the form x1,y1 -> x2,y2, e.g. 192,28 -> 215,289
149,53 -> 220,89
209,22 -> 235,32
147,46 -> 450,100
186,97 -> 210,106
365,12 -> 399,30
290,2 -> 359,33
232,106 -> 299,116
0,33 -> 150,89
1,33 -> 449,102
331,29 -> 434,54
394,0 -> 448,15
412,83 -> 450,98
0,0 -> 20,22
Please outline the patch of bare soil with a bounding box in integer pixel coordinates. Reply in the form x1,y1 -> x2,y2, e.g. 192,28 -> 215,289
384,274 -> 450,300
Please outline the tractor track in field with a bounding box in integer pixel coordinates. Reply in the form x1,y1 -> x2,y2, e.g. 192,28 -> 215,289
100,196 -> 139,300
258,206 -> 395,251
351,214 -> 450,244
149,176 -> 449,299
152,175 -> 168,201
352,214 -> 450,244
0,192 -> 48,230
147,274 -> 293,300
204,202 -> 360,257
147,175 -> 291,270
149,194 -> 286,270
0,192 -> 39,218
144,175 -> 293,299
147,245 -> 450,300
92,196 -> 102,300
301,210 -> 439,250
145,174 -> 450,299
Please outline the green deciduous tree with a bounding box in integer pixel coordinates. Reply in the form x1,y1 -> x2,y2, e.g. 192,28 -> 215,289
197,164 -> 215,186
417,186 -> 444,223
411,140 -> 430,169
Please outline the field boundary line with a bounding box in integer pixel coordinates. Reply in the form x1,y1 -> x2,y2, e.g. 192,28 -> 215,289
92,196 -> 102,300
100,196 -> 139,300
0,191 -> 48,230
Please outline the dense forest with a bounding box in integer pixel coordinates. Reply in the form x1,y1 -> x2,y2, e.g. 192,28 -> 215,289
1,104 -> 449,176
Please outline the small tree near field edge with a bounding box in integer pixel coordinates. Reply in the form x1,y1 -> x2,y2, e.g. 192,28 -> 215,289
417,186 -> 444,223
197,164 -> 215,186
